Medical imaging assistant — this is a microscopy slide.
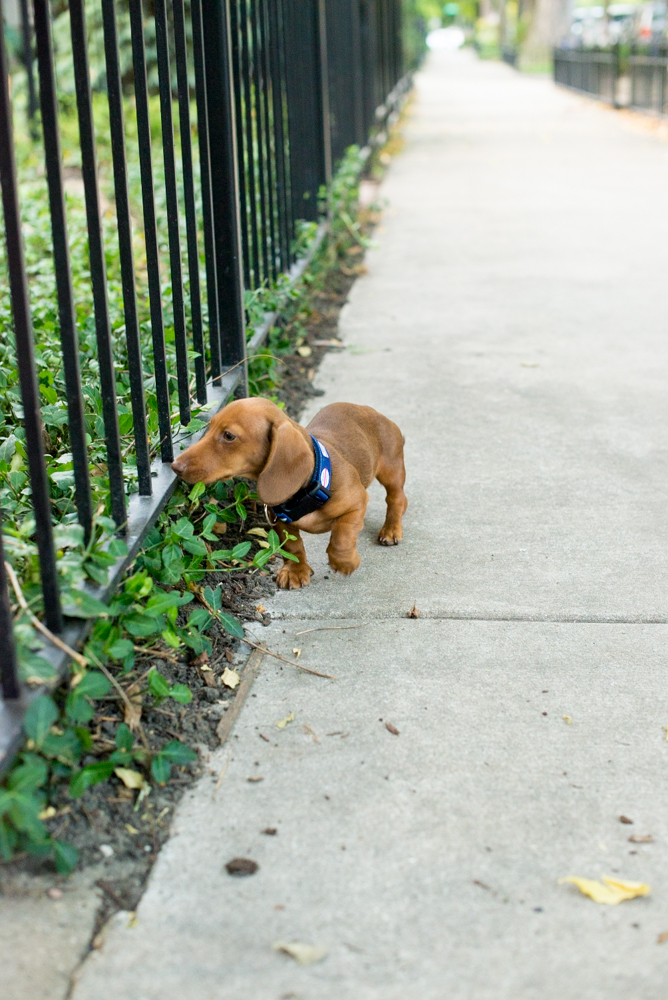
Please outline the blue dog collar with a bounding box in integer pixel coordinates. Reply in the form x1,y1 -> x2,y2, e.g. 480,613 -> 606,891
271,435 -> 332,524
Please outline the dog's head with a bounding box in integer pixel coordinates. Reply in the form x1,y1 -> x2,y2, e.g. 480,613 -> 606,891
171,397 -> 314,505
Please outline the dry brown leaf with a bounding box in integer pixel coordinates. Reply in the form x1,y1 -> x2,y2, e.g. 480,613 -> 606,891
619,815 -> 634,825
221,668 -> 240,690
385,722 -> 400,735
114,767 -> 146,791
211,521 -> 228,536
226,857 -> 258,876
276,712 -> 294,730
247,776 -> 264,783
629,835 -> 654,844
303,724 -> 320,743
657,931 -> 668,944
272,941 -> 327,966
255,603 -> 266,613
559,875 -> 650,905
407,604 -> 420,619
124,680 -> 143,731
191,651 -> 209,667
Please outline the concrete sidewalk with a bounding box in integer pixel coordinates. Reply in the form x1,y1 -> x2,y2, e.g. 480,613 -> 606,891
72,50 -> 668,999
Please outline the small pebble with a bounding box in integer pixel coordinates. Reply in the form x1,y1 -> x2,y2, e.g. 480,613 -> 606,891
47,887 -> 63,900
99,844 -> 114,858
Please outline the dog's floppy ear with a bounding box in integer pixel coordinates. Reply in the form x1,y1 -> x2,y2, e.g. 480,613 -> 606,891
256,420 -> 313,505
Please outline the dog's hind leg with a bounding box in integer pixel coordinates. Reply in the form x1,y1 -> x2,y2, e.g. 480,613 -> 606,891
274,523 -> 313,589
376,451 -> 408,546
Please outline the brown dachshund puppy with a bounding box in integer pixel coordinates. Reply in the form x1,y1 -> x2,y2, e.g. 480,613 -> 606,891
171,397 -> 407,589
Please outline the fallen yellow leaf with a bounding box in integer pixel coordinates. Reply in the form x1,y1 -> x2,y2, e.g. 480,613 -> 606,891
221,668 -> 240,689
292,648 -> 302,658
657,930 -> 668,944
276,712 -> 295,730
246,528 -> 268,538
272,941 -> 327,965
562,715 -> 573,724
114,767 -> 146,790
125,824 -> 139,835
559,875 -> 651,905
38,806 -> 57,821
297,345 -> 312,357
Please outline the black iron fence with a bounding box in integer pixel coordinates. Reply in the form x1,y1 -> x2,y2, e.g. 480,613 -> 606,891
0,0 -> 415,766
553,48 -> 619,104
554,45 -> 668,117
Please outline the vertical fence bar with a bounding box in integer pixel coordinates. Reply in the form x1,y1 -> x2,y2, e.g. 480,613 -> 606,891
249,0 -> 269,280
268,0 -> 291,271
239,0 -> 261,286
317,0 -> 332,189
0,520 -> 20,699
33,0 -> 93,542
173,0 -> 207,406
258,0 -> 278,279
69,0 -> 126,528
18,0 -> 37,127
191,0 -> 222,384
154,0 -> 191,426
101,0 -> 151,496
229,0 -> 251,289
283,0 -> 326,225
128,0 -> 173,464
0,0 -> 63,633
202,0 -> 247,389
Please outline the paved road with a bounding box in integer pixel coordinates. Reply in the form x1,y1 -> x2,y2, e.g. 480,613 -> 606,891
73,50 -> 668,999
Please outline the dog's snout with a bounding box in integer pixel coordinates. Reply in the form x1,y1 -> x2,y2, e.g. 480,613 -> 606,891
171,457 -> 187,476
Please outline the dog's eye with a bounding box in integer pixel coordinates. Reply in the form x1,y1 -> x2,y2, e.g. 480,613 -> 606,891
221,430 -> 236,442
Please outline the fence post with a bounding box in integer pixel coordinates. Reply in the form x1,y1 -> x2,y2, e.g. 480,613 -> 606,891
0,520 -> 20,701
201,0 -> 248,395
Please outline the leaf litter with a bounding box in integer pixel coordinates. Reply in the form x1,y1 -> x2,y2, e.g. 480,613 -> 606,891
273,941 -> 328,965
558,875 -> 650,905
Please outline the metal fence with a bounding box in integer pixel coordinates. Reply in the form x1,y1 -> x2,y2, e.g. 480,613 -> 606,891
554,45 -> 668,117
0,0 -> 414,766
553,48 -> 619,104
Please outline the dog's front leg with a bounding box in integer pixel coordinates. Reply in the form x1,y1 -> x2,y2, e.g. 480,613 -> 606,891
274,522 -> 313,589
326,504 -> 367,576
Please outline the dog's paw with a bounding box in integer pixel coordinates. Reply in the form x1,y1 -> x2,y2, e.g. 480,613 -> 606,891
276,562 -> 313,590
328,551 -> 361,576
378,525 -> 402,546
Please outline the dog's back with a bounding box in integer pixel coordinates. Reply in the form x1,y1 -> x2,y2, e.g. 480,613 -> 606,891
305,402 -> 403,489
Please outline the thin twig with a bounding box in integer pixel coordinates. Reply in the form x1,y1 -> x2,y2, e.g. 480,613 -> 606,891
241,637 -> 337,680
4,560 -> 87,668
294,622 -> 370,636
214,752 -> 232,794
86,649 -> 150,750
190,586 -> 336,679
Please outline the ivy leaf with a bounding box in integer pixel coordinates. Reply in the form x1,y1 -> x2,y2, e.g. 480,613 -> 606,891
188,482 -> 206,502
186,607 -> 211,630
172,518 -> 195,539
8,754 -> 48,792
203,585 -> 222,611
160,740 -> 197,765
183,537 -> 208,556
24,695 -> 58,748
53,839 -> 79,874
107,538 -> 129,558
62,590 -> 110,619
169,684 -> 192,705
151,754 -> 171,785
218,612 -> 245,639
107,638 -> 134,660
69,760 -> 116,798
144,590 -> 193,616
162,543 -> 184,566
75,671 -> 111,700
148,668 -> 171,701
123,613 -> 165,637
